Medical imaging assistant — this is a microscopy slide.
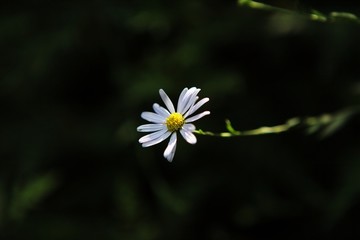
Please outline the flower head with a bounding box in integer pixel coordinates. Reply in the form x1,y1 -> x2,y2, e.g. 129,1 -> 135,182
137,87 -> 210,162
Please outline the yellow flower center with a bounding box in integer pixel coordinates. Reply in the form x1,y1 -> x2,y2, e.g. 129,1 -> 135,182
166,112 -> 185,132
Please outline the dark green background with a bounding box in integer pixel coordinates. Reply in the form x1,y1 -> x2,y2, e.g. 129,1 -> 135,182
1,1 -> 360,239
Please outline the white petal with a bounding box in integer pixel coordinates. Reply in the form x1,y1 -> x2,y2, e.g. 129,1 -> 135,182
176,87 -> 188,112
182,88 -> 201,114
163,133 -> 177,162
139,128 -> 167,144
137,123 -> 166,132
184,97 -> 209,118
185,111 -> 210,123
141,112 -> 166,123
177,87 -> 195,112
159,89 -> 175,113
178,87 -> 200,114
141,130 -> 172,147
180,129 -> 197,144
182,123 -> 196,132
153,103 -> 170,118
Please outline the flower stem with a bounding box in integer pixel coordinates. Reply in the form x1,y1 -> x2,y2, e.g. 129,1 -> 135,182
194,107 -> 358,138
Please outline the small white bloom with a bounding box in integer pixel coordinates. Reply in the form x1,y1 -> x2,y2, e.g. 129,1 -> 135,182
137,87 -> 210,162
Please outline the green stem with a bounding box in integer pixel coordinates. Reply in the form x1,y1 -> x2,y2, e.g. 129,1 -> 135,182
194,108 -> 357,137
194,118 -> 300,137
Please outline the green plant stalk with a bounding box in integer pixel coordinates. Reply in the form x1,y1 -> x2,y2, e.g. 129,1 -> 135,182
194,107 -> 357,137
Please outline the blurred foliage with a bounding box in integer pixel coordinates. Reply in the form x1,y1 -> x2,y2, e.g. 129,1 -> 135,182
0,0 -> 360,240
239,0 -> 360,23
8,173 -> 58,222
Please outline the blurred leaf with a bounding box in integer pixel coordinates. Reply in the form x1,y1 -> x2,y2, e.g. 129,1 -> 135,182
319,108 -> 356,138
305,124 -> 321,135
310,10 -> 327,22
151,178 -> 188,215
329,12 -> 360,23
9,173 -> 58,221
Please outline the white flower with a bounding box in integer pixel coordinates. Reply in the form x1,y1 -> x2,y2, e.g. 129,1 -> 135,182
137,87 -> 210,162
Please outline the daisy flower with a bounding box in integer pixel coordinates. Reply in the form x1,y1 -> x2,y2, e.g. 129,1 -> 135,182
137,87 -> 210,162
